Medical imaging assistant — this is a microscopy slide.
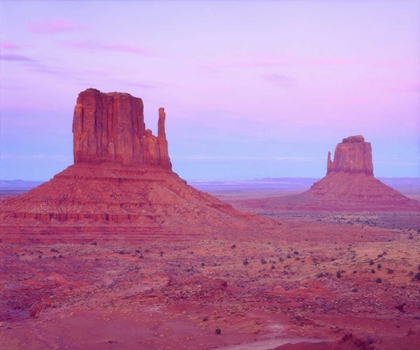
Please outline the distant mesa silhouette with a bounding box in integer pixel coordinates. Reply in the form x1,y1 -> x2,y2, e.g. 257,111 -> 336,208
0,88 -> 271,234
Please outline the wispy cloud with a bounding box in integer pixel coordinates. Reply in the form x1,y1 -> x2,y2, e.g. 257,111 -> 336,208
0,42 -> 20,50
59,40 -> 152,55
123,81 -> 171,89
202,56 -> 360,70
263,74 -> 296,87
27,20 -> 88,34
0,53 -> 35,62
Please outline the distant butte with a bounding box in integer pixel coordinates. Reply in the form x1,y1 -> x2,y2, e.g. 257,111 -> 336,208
231,135 -> 420,212
305,135 -> 416,206
0,89 -> 275,235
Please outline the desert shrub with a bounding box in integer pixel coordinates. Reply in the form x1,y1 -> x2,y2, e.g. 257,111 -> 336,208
160,251 -> 164,257
387,268 -> 394,274
271,265 -> 275,270
317,272 -> 325,278
336,271 -> 341,278
243,259 -> 249,266
260,258 -> 267,264
376,278 -> 382,283
51,248 -> 59,253
279,257 -> 284,262
412,273 -> 420,281
369,260 -> 374,266
215,328 -> 221,334
201,262 -> 205,267
377,254 -> 383,258
135,249 -> 140,253
293,251 -> 299,255
91,241 -> 97,246
231,244 -> 236,249
139,254 -> 144,259
203,317 -> 209,321
377,264 -> 382,269
366,335 -> 375,344
371,269 -> 375,273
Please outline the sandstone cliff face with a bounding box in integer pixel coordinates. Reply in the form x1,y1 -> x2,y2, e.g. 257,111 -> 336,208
73,88 -> 171,169
327,135 -> 373,176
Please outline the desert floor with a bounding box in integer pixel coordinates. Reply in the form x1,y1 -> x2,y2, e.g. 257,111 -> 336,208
0,185 -> 419,350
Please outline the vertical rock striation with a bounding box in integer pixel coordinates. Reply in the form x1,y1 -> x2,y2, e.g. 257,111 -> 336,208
327,135 -> 373,175
73,88 -> 171,169
327,135 -> 373,176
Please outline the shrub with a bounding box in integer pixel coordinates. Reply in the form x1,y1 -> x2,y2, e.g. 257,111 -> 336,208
376,278 -> 382,283
336,271 -> 341,278
260,258 -> 267,264
369,260 -> 374,266
215,328 -> 221,334
243,259 -> 249,266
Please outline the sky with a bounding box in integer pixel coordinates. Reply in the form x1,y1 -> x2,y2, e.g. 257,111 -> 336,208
0,0 -> 419,181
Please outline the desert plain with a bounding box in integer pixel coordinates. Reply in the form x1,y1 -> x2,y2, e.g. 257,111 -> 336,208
0,179 -> 419,350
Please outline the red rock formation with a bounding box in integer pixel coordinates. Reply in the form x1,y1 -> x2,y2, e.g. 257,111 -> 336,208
230,135 -> 420,212
0,88 -> 274,234
327,135 -> 373,175
73,88 -> 171,169
304,135 -> 419,209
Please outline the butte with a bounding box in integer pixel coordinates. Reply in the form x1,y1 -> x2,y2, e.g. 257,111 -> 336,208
0,88 -> 275,239
233,135 -> 420,212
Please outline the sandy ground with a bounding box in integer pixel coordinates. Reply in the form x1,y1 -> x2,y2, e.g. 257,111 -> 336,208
1,187 -> 420,349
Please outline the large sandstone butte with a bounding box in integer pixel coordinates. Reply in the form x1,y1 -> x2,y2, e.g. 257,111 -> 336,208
230,135 -> 420,212
305,135 -> 415,204
0,88 -> 272,235
326,135 -> 373,175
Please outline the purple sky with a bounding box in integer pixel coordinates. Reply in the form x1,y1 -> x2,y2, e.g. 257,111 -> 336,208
1,1 -> 419,180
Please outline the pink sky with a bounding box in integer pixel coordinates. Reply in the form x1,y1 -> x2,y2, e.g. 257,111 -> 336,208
0,1 -> 419,180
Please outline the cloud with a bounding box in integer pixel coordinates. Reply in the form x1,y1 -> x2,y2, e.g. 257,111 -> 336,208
0,54 -> 35,62
59,40 -> 151,55
202,56 -> 360,70
0,42 -> 20,50
263,74 -> 296,87
27,20 -> 88,34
